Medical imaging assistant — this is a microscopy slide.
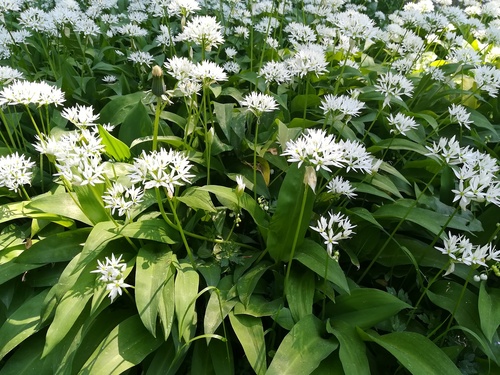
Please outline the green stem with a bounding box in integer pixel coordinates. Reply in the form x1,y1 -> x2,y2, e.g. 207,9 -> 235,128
152,99 -> 163,151
253,117 -> 260,201
168,198 -> 196,268
284,185 -> 309,297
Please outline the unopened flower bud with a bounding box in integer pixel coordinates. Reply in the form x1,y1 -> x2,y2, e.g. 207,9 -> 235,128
235,175 -> 245,197
152,65 -> 166,97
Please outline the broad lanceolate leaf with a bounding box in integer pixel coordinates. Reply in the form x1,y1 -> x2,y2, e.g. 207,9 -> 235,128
286,265 -> 315,323
158,255 -> 177,341
0,290 -> 50,360
204,276 -> 238,339
267,315 -> 339,375
110,218 -> 180,244
74,184 -> 109,225
328,320 -> 370,375
330,288 -> 411,329
229,312 -> 267,375
97,124 -> 131,161
358,330 -> 462,375
135,245 -> 175,337
175,261 -> 199,343
266,164 -> 315,262
479,282 -> 500,342
295,239 -> 350,294
16,228 -> 90,264
79,315 -> 162,374
27,193 -> 93,226
428,280 -> 500,364
177,187 -> 217,212
199,185 -> 269,239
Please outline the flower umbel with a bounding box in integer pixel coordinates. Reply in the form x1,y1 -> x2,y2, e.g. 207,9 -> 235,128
91,254 -> 131,301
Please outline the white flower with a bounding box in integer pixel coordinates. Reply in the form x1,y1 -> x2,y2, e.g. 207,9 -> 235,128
175,16 -> 224,51
474,65 -> 500,98
0,66 -> 23,84
0,152 -> 35,193
164,56 -> 197,81
240,92 -> 278,117
103,182 -> 145,218
387,113 -> 419,136
191,61 -> 227,86
287,44 -> 328,78
223,61 -> 240,74
448,104 -> 472,129
326,176 -> 356,199
167,0 -> 200,17
61,104 -> 99,127
128,148 -> 194,197
128,51 -> 154,67
102,75 -> 117,83
235,175 -> 245,195
374,72 -> 414,108
259,61 -> 293,85
310,211 -> 356,256
91,253 -> 131,301
0,80 -> 65,107
320,94 -> 364,120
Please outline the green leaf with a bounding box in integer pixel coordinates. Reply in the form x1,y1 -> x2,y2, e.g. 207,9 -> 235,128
97,124 -> 131,161
295,239 -> 350,294
233,296 -> 284,318
368,138 -> 429,156
177,187 -> 217,212
0,245 -> 41,284
0,334 -> 52,375
328,320 -> 370,375
27,193 -> 93,226
428,280 -> 500,364
0,290 -> 50,360
118,100 -> 153,146
479,282 -> 500,342
157,254 -> 177,341
80,315 -> 162,374
74,184 -> 109,225
175,261 -> 199,343
99,91 -> 147,125
135,245 -> 174,337
199,185 -> 269,238
267,164 -> 315,262
358,330 -> 461,375
42,265 -> 96,357
330,288 -> 411,329
73,221 -> 121,273
204,276 -> 237,339
16,228 -> 91,264
267,315 -> 339,375
236,262 -> 271,306
373,201 -> 480,236
229,312 -> 267,375
286,265 -> 315,322
110,219 -> 180,244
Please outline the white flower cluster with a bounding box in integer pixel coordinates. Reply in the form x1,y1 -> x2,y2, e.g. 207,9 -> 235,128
320,94 -> 365,121
310,211 -> 356,256
0,80 -> 65,107
102,182 -> 144,218
282,128 -> 375,174
240,92 -> 278,117
326,176 -> 357,199
91,254 -> 131,301
164,57 -> 227,95
448,104 -> 473,129
426,136 -> 500,210
0,66 -> 23,84
175,15 -> 224,51
35,129 -> 105,187
435,232 -> 500,278
61,104 -> 100,128
374,72 -> 414,108
128,148 -> 194,197
387,112 -> 419,136
0,152 -> 35,193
